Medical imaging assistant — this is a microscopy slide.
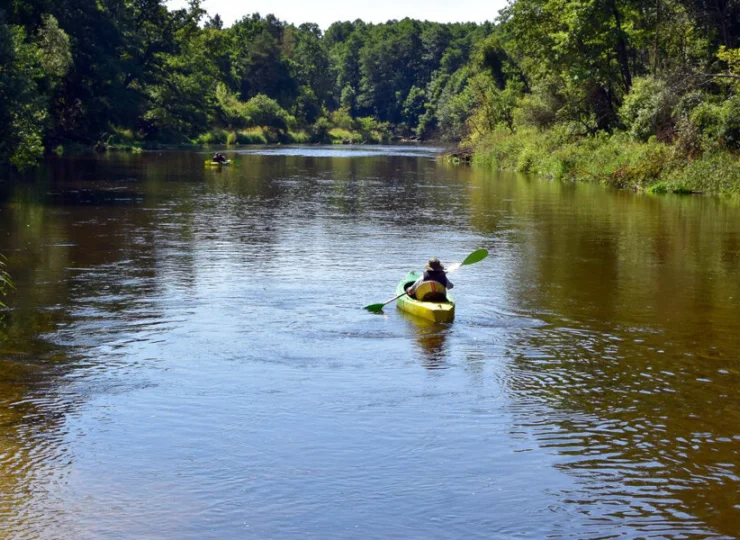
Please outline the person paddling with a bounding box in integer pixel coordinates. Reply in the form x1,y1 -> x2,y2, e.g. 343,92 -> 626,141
213,152 -> 227,163
406,258 -> 453,300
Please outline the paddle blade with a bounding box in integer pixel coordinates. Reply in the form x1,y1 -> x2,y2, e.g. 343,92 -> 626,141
462,249 -> 488,266
363,303 -> 386,313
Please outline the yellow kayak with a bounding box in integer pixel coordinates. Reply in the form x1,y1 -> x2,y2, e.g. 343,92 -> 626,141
396,271 -> 455,323
204,159 -> 232,166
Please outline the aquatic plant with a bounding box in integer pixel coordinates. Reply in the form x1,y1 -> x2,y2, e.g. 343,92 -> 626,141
0,256 -> 13,309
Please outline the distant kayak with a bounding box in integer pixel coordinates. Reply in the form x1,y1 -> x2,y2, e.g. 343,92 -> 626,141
396,271 -> 455,323
204,160 -> 232,166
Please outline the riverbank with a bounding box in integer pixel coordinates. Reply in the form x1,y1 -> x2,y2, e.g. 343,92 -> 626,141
57,125 -> 396,155
468,128 -> 740,198
60,124 -> 395,155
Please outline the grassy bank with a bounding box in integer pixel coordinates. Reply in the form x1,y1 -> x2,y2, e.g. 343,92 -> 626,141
469,128 -> 740,198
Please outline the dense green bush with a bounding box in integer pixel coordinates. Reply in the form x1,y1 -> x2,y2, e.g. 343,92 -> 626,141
243,94 -> 291,133
514,89 -> 560,130
194,130 -> 230,145
311,117 -> 332,143
719,96 -> 740,150
690,101 -> 723,145
330,109 -> 354,130
619,77 -> 674,142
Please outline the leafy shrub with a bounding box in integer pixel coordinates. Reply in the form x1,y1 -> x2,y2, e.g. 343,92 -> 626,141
415,108 -> 437,139
673,113 -> 703,159
719,96 -> 740,150
288,131 -> 310,144
294,86 -> 320,125
215,85 -> 291,133
235,128 -> 268,144
329,128 -> 361,144
194,129 -> 229,145
354,116 -> 390,142
619,77 -> 674,142
690,101 -> 723,143
516,144 -> 538,173
660,153 -> 740,197
330,109 -> 354,130
513,83 -> 563,130
673,91 -> 706,118
215,83 -> 250,128
243,94 -> 290,132
311,117 -> 332,143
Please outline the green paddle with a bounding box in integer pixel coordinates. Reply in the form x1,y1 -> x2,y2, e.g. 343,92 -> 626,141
363,248 -> 489,313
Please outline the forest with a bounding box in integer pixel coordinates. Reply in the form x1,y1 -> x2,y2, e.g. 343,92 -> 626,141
1,0 -> 739,193
0,0 -> 493,165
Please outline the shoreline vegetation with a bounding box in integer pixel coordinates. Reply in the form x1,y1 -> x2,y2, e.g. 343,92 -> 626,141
449,127 -> 740,198
1,5 -> 493,169
2,1 -> 740,197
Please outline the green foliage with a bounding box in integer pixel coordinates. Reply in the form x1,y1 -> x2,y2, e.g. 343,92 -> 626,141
235,128 -> 268,145
354,116 -> 390,143
472,125 -> 740,197
514,84 -> 561,130
719,96 -> 740,150
672,113 -> 703,160
194,129 -> 230,145
311,117 -> 332,143
329,128 -> 362,144
243,94 -> 291,133
467,76 -> 523,140
690,101 -> 723,144
619,77 -> 674,142
717,46 -> 740,92
36,15 -> 72,83
402,86 -> 427,128
437,73 -> 476,141
293,85 -> 321,125
662,153 -> 740,197
3,0 -> 740,169
0,14 -> 71,168
330,109 -> 354,130
214,86 -> 291,133
340,85 -> 356,113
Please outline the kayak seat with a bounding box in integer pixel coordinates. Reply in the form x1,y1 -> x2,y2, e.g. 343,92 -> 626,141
415,281 -> 447,302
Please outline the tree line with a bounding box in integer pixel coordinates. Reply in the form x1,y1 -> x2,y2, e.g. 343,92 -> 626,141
0,0 -> 494,167
465,0 -> 740,148
2,0 -> 739,172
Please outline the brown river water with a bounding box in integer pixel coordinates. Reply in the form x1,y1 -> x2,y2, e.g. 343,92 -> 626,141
0,146 -> 738,539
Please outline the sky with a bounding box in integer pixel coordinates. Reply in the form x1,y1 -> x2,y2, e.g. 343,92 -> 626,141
167,0 -> 509,29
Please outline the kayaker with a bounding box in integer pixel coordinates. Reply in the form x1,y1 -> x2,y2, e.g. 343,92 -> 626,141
213,153 -> 227,163
406,258 -> 453,299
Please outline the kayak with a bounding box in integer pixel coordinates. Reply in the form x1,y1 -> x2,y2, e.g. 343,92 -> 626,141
204,159 -> 232,166
396,271 -> 455,323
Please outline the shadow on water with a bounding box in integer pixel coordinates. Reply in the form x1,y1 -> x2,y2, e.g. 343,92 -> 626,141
397,310 -> 451,369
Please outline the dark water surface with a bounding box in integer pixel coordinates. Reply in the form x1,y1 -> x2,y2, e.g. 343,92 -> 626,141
0,146 -> 739,539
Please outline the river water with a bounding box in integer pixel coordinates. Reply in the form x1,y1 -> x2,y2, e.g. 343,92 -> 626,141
0,146 -> 738,539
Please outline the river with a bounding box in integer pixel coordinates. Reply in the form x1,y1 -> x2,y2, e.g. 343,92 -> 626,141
0,146 -> 738,539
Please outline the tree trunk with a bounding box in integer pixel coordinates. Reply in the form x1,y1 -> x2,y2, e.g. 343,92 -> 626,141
653,0 -> 661,76
610,0 -> 633,92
